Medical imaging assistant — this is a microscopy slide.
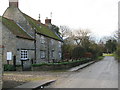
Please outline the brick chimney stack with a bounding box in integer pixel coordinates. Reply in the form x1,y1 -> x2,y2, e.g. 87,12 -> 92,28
9,0 -> 19,8
45,17 -> 51,26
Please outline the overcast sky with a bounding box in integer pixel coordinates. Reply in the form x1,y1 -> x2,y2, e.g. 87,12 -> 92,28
0,0 -> 119,40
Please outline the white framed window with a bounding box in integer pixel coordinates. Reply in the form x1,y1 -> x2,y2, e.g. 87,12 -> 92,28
20,50 -> 28,60
51,39 -> 54,45
59,52 -> 61,58
40,50 -> 46,59
41,36 -> 45,44
51,50 -> 54,58
58,41 -> 61,48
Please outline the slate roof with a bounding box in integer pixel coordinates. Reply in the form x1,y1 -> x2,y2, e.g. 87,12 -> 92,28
22,13 -> 63,42
2,7 -> 63,42
1,16 -> 34,40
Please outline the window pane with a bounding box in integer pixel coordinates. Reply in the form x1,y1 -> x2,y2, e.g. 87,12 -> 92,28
20,50 -> 28,60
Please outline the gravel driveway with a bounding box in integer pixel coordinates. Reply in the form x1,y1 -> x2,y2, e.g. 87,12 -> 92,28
3,71 -> 72,88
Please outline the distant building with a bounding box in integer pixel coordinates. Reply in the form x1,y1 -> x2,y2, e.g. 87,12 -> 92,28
1,0 -> 63,70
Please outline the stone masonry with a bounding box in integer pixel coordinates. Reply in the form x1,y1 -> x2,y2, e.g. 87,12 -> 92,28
2,0 -> 63,70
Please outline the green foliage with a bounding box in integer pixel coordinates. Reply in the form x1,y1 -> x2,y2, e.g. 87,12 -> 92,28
89,43 -> 103,59
72,46 -> 86,59
4,64 -> 15,71
105,39 -> 117,53
115,44 -> 120,60
32,58 -> 91,67
97,56 -> 104,60
62,43 -> 74,59
103,53 -> 114,56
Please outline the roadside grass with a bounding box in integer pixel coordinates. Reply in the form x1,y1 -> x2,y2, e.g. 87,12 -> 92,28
103,53 -> 114,56
114,53 -> 120,61
97,56 -> 104,60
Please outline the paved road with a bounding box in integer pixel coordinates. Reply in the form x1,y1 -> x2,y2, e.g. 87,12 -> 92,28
48,56 -> 118,88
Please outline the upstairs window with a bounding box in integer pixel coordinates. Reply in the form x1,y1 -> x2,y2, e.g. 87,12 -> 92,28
51,50 -> 54,58
40,50 -> 46,59
51,39 -> 54,45
59,52 -> 62,58
20,50 -> 28,60
58,41 -> 61,48
41,36 -> 45,44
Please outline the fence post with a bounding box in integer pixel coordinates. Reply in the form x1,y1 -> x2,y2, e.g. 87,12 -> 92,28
13,55 -> 16,70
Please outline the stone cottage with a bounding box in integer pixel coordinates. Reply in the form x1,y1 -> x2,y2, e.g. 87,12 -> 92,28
1,0 -> 63,70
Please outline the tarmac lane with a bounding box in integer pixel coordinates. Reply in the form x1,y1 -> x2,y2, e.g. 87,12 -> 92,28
48,56 -> 118,88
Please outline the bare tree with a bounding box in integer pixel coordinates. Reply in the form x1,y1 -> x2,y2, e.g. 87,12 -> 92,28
114,30 -> 120,43
73,29 -> 91,47
59,25 -> 72,38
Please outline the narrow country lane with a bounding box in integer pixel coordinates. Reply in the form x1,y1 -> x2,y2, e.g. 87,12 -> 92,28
49,56 -> 118,88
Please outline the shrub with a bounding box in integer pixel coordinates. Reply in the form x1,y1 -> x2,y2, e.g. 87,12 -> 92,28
4,64 -> 15,71
97,56 -> 104,60
32,58 -> 92,67
115,44 -> 120,60
84,52 -> 93,58
72,46 -> 86,59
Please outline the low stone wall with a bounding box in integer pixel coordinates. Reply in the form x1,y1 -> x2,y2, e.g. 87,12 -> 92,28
31,60 -> 92,71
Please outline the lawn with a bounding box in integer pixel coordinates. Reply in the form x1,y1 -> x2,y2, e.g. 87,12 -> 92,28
103,53 -> 114,56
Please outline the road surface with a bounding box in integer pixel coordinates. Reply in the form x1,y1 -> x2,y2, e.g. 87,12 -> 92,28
48,56 -> 118,88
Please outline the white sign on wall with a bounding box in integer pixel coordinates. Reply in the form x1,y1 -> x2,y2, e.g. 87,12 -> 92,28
7,52 -> 12,60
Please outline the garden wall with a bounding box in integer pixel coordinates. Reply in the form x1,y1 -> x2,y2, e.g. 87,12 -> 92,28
31,59 -> 93,71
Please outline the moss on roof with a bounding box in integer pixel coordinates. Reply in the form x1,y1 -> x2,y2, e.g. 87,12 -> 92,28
22,13 -> 62,41
2,17 -> 33,40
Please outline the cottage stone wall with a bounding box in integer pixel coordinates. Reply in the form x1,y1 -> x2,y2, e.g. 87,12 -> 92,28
2,23 -> 35,67
0,19 -> 3,90
36,34 -> 62,64
49,39 -> 62,62
2,24 -> 16,65
3,7 -> 35,37
16,38 -> 34,65
36,34 -> 48,63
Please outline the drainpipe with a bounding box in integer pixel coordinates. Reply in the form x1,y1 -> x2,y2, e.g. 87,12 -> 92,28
34,28 -> 37,63
48,39 -> 50,63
